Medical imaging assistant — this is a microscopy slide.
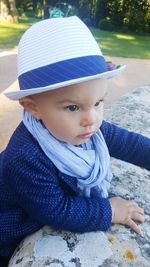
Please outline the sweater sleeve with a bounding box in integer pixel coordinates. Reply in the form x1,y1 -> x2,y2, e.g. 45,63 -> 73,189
101,120 -> 150,171
5,143 -> 112,233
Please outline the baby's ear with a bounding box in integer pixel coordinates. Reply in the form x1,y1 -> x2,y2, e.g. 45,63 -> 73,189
19,96 -> 41,120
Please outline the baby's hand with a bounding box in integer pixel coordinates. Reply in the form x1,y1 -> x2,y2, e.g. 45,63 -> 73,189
109,197 -> 145,234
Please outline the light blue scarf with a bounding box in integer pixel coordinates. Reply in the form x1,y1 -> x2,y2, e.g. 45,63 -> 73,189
23,110 -> 113,197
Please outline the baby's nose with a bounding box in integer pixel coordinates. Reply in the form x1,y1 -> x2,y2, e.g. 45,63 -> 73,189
80,110 -> 96,127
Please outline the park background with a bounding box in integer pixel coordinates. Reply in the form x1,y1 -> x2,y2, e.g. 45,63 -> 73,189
0,0 -> 150,151
0,0 -> 150,34
0,1 -> 150,59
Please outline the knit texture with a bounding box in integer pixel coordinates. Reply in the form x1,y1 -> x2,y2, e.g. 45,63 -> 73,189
0,120 -> 150,263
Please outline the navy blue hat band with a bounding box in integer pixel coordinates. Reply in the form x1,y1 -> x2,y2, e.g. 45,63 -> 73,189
19,55 -> 107,90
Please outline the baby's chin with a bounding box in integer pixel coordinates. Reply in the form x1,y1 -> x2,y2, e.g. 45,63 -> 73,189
54,135 -> 91,146
69,138 -> 91,146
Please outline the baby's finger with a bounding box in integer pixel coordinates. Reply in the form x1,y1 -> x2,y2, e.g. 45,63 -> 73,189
126,218 -> 141,235
137,207 -> 144,215
130,204 -> 144,216
132,212 -> 145,223
132,204 -> 144,214
134,207 -> 144,217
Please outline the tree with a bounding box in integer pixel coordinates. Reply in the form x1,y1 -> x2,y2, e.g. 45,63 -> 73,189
121,0 -> 150,32
0,0 -> 18,22
95,0 -> 150,33
95,0 -> 109,26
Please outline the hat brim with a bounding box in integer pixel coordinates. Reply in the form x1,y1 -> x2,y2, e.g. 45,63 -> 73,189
5,65 -> 126,100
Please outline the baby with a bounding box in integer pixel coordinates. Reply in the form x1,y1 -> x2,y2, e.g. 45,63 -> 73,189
0,16 -> 149,266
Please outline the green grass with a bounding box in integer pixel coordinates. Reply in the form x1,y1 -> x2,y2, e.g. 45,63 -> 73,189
0,18 -> 150,59
91,28 -> 150,59
0,17 -> 40,49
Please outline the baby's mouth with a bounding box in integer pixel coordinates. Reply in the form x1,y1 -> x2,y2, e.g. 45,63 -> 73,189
78,132 -> 94,139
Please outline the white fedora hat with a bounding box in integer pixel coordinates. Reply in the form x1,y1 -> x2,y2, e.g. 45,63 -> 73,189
5,16 -> 126,100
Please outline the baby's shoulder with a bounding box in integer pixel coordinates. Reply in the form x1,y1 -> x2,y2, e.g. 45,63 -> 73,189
1,122 -> 57,185
2,122 -> 45,164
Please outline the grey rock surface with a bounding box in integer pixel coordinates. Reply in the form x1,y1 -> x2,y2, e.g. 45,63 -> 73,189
9,228 -> 112,267
8,86 -> 150,267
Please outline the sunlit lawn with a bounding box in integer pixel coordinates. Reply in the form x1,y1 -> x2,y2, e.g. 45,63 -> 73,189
0,17 -> 40,49
91,28 -> 150,59
0,17 -> 150,59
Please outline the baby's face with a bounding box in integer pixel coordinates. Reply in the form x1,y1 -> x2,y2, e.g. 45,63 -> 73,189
32,78 -> 107,145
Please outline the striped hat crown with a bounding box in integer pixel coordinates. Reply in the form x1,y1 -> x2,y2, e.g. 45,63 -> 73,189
5,16 -> 125,100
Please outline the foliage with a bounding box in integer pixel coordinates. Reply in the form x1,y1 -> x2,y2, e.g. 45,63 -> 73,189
121,0 -> 150,33
77,0 -> 97,23
98,18 -> 114,31
96,0 -> 150,34
95,0 -> 109,26
1,0 -> 150,34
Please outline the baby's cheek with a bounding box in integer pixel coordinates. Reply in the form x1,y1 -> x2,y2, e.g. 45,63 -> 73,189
53,127 -> 71,140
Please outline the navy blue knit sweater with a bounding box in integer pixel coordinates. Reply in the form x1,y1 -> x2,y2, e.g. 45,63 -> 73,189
0,120 -> 150,265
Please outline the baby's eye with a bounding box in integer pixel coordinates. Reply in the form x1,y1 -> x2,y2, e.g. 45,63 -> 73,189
65,105 -> 79,112
95,100 -> 103,107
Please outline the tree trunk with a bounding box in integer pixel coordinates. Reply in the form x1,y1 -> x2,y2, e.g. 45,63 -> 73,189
8,0 -> 18,22
0,0 -> 8,21
0,0 -> 18,22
